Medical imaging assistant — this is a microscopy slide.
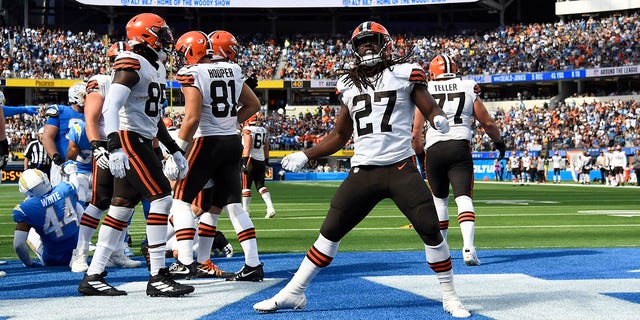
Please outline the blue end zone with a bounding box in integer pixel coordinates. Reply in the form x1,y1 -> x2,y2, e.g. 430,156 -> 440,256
1,248 -> 638,319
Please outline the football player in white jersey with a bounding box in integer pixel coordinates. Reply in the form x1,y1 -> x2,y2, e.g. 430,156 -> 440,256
69,41 -> 141,273
412,54 -> 505,267
611,144 -> 628,186
254,22 -> 470,318
169,30 -> 263,281
78,13 -> 194,297
241,113 -> 276,218
521,150 -> 532,184
551,151 -> 564,183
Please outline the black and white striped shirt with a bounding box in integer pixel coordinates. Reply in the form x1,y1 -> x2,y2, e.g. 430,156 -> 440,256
24,140 -> 50,170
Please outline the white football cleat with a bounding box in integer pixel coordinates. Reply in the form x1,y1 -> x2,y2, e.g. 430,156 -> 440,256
70,249 -> 89,273
253,291 -> 307,313
443,294 -> 471,318
463,247 -> 480,266
265,207 -> 276,219
106,251 -> 141,268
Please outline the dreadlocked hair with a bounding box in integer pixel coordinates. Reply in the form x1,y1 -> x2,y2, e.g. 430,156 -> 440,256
341,52 -> 414,92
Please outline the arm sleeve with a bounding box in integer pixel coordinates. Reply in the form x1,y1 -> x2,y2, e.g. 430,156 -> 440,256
13,229 -> 33,266
103,83 -> 131,136
3,106 -> 37,117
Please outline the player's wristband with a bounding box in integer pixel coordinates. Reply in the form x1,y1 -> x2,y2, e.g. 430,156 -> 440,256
106,132 -> 122,152
90,140 -> 107,151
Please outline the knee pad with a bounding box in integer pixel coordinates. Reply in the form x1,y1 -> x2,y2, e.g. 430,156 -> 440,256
432,196 -> 449,221
150,195 -> 173,214
454,195 -> 474,214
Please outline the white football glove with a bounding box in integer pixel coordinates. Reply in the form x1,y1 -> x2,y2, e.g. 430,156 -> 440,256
162,154 -> 179,180
172,151 -> 189,180
108,148 -> 130,179
433,115 -> 450,134
62,160 -> 78,175
281,151 -> 309,172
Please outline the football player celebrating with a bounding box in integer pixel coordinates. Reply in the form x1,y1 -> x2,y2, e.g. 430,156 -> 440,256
241,113 -> 276,218
69,41 -> 140,273
412,54 -> 505,267
253,22 -> 470,318
168,30 -> 263,281
78,13 -> 193,297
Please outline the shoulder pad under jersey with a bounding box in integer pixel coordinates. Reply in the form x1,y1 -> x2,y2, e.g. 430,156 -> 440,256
44,104 -> 60,117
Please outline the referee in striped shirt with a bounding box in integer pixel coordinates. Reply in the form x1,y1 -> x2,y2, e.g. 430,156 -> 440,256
23,127 -> 51,175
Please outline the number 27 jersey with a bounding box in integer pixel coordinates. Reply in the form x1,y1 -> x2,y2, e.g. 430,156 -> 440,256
337,62 -> 426,167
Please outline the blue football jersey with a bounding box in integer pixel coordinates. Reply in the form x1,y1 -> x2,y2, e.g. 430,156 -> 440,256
66,121 -> 92,174
45,104 -> 84,159
12,182 -> 80,265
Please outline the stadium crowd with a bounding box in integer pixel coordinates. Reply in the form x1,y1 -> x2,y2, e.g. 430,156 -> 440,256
2,12 -> 639,162
0,13 -> 638,81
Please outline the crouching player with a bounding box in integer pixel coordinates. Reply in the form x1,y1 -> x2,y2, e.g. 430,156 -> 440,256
13,165 -> 83,267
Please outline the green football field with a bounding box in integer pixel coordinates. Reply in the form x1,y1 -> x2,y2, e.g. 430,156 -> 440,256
1,181 -> 639,260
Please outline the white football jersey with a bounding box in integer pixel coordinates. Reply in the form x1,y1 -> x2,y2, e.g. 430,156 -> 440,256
551,155 -> 563,169
424,77 -> 479,149
112,51 -> 167,140
337,62 -> 426,166
611,150 -> 628,167
521,155 -> 532,169
242,125 -> 268,161
86,74 -> 111,140
176,61 -> 243,137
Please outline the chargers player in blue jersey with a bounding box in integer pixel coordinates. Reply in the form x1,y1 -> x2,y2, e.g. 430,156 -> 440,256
66,120 -> 93,206
13,165 -> 83,267
41,82 -> 86,186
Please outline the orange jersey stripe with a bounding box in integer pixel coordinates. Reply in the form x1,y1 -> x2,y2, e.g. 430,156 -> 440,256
113,57 -> 141,71
409,68 -> 427,82
86,80 -> 100,92
176,74 -> 195,86
439,220 -> 449,230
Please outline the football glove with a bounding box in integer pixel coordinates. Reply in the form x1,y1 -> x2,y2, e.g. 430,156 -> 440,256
62,160 -> 78,175
433,115 -> 450,134
495,139 -> 506,160
51,153 -> 64,166
172,151 -> 189,180
108,149 -> 130,179
91,141 -> 110,170
162,155 -> 178,180
281,151 -> 309,172
241,157 -> 249,174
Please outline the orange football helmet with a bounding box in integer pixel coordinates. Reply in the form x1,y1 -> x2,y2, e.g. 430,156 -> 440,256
429,54 -> 458,80
209,30 -> 239,62
350,21 -> 393,66
245,114 -> 258,126
126,13 -> 173,51
107,41 -> 131,61
175,31 -> 212,65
